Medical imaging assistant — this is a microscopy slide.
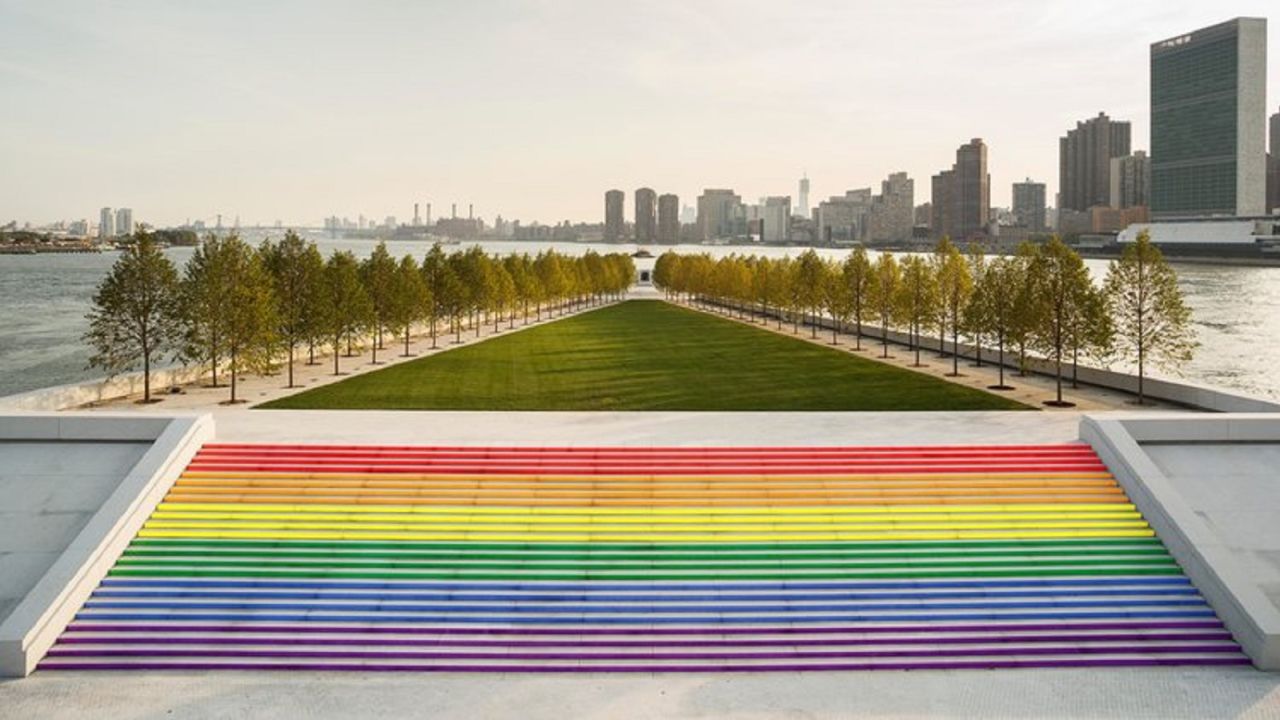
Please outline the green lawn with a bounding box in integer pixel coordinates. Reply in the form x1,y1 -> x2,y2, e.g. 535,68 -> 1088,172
259,301 -> 1030,411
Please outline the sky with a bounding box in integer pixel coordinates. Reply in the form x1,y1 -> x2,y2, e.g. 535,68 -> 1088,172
2,0 -> 1278,229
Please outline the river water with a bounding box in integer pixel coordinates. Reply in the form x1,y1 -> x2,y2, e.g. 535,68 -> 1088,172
1,233 -> 1276,400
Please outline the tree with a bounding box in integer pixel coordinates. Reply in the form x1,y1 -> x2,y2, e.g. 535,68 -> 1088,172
218,237 -> 277,404
868,253 -> 901,358
964,241 -> 987,367
260,231 -> 322,388
83,231 -> 182,403
420,243 -> 449,348
897,254 -> 937,367
820,259 -> 851,344
842,248 -> 873,351
179,234 -> 231,387
1104,231 -> 1196,404
444,251 -> 471,342
320,251 -> 373,375
1028,236 -> 1093,406
969,257 -> 1020,390
360,242 -> 398,363
766,258 -> 793,330
792,250 -> 825,337
935,239 -> 973,376
1066,281 -> 1113,389
389,254 -> 430,357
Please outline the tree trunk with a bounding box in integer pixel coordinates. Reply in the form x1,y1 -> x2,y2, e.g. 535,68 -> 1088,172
230,348 -> 238,403
143,347 -> 151,403
333,339 -> 340,375
287,344 -> 295,388
950,322 -> 961,376
404,327 -> 412,357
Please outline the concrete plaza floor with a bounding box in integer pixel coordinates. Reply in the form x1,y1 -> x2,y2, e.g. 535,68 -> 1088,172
1,665 -> 1278,719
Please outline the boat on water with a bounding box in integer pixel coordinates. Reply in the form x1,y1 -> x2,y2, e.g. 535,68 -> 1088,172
631,248 -> 654,259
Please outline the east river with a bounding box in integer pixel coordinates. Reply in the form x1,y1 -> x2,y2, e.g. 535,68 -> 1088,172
2,234 -> 1277,400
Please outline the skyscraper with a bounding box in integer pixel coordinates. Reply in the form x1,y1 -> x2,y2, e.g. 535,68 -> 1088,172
604,190 -> 624,242
98,207 -> 114,239
1268,108 -> 1280,214
696,189 -> 743,242
798,174 -> 810,218
762,197 -> 791,243
657,193 -> 679,244
1059,113 -> 1131,213
867,172 -> 914,243
1150,18 -> 1267,218
1012,179 -> 1046,232
931,139 -> 990,241
1110,152 -> 1151,209
115,208 -> 134,237
634,188 -> 657,243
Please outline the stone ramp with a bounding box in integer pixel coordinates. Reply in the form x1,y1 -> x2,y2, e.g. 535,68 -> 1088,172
37,443 -> 1249,672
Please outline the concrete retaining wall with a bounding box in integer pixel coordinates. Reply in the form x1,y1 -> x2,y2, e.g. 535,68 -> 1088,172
1080,414 -> 1280,670
691,298 -> 1280,413
0,413 -> 214,676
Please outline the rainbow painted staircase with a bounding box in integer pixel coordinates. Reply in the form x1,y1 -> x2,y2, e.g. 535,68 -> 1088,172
39,443 -> 1249,672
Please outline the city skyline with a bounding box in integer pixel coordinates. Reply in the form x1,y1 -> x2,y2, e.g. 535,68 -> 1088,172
3,1 -> 1279,227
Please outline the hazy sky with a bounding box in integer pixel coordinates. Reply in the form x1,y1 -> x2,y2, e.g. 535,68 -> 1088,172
2,1 -> 1278,228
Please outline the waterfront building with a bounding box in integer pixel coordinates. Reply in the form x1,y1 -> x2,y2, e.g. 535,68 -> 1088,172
762,196 -> 791,243
1269,108 -> 1279,213
866,172 -> 914,243
114,208 -> 134,237
696,189 -> 743,242
914,203 -> 932,230
604,190 -> 624,242
657,193 -> 679,244
98,207 -> 114,239
1111,152 -> 1152,209
1059,113 -> 1131,213
797,174 -> 810,218
817,189 -> 872,245
634,188 -> 657,244
1012,179 -> 1047,232
931,139 -> 989,241
1151,18 -> 1268,218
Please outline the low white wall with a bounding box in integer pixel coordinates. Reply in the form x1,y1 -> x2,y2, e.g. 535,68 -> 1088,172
691,298 -> 1280,413
0,366 -> 210,413
1080,414 -> 1280,670
0,413 -> 214,677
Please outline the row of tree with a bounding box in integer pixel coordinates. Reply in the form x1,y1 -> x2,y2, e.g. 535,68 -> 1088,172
653,233 -> 1195,405
85,232 -> 636,403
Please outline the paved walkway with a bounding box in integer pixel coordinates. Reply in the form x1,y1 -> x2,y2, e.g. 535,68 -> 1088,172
674,300 -> 1182,412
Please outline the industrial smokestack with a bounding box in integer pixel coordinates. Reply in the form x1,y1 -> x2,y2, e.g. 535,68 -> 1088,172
469,204 -> 473,220
451,203 -> 457,220
426,203 -> 432,225
414,202 -> 420,226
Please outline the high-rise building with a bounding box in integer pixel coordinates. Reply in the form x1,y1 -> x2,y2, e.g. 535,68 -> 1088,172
798,174 -> 810,218
1151,18 -> 1267,218
762,196 -> 791,243
604,190 -> 624,242
115,208 -> 134,237
1268,108 -> 1280,213
1059,113 -> 1131,213
634,188 -> 657,243
867,172 -> 914,242
657,193 -> 679,244
696,189 -> 743,241
1110,152 -> 1151,209
98,207 -> 114,239
931,139 -> 990,241
817,189 -> 872,245
1012,179 -> 1046,231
